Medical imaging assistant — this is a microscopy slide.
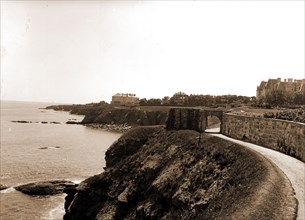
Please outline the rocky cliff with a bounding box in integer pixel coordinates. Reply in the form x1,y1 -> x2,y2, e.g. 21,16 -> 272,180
81,108 -> 168,126
63,126 -> 296,220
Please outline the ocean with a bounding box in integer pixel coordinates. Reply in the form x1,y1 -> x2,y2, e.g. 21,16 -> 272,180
0,101 -> 121,219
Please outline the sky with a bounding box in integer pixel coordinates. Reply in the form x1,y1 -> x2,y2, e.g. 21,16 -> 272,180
1,0 -> 304,104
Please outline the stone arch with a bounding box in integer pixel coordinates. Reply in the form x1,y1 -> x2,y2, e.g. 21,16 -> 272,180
201,110 -> 224,133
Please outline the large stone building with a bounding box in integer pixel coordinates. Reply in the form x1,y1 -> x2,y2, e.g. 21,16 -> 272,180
256,78 -> 305,101
111,93 -> 140,106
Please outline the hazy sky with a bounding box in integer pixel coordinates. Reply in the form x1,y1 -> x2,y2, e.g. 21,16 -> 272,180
1,1 -> 304,104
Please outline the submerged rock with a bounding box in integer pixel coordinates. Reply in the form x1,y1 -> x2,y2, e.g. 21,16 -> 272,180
38,146 -> 61,150
11,120 -> 32,123
50,121 -> 61,124
15,180 -> 76,196
66,121 -> 81,125
39,147 -> 49,150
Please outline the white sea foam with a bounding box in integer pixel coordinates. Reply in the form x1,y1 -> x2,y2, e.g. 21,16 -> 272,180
45,204 -> 65,220
41,204 -> 65,220
41,195 -> 66,220
71,179 -> 85,184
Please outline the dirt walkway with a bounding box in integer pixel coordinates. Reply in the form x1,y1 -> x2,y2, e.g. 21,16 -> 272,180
209,132 -> 305,220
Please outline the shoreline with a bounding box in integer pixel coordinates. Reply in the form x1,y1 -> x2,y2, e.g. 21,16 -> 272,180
1,102 -> 122,220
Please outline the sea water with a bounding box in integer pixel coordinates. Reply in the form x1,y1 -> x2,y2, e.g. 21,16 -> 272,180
0,101 -> 121,219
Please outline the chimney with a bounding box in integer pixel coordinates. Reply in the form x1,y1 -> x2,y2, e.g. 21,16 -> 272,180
277,78 -> 281,82
288,78 -> 293,83
284,79 -> 287,82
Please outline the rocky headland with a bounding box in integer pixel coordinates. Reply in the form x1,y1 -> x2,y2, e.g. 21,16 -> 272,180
63,126 -> 296,220
43,105 -> 298,219
46,103 -> 168,132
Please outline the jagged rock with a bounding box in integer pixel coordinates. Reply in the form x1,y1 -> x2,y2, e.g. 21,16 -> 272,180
15,180 -> 76,196
105,126 -> 161,167
63,184 -> 79,210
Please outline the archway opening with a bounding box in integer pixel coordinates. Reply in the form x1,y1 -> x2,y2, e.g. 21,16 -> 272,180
205,115 -> 221,133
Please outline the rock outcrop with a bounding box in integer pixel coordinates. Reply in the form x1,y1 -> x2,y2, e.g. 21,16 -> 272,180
0,184 -> 9,191
63,126 -> 294,220
15,180 -> 76,196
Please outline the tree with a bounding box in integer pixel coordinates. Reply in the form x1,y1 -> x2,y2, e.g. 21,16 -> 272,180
139,98 -> 148,106
294,92 -> 305,105
169,92 -> 188,106
147,98 -> 162,106
265,90 -> 286,106
162,96 -> 170,105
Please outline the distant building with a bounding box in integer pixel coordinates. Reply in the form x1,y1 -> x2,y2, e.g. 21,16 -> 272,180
111,93 -> 140,106
256,78 -> 305,101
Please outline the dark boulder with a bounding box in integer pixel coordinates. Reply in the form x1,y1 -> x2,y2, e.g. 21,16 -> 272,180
15,180 -> 76,196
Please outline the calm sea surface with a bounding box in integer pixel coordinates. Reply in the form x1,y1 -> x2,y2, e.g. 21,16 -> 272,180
0,101 -> 121,219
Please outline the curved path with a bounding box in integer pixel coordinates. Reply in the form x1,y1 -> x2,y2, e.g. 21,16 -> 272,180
207,130 -> 305,220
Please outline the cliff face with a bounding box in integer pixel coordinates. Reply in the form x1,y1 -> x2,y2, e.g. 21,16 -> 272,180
63,126 -> 279,220
81,109 -> 168,126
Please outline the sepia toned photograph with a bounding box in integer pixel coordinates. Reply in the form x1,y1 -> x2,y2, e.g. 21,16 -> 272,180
1,1 -> 304,219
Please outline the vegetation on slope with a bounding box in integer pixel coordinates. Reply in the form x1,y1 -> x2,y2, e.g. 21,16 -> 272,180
264,106 -> 305,123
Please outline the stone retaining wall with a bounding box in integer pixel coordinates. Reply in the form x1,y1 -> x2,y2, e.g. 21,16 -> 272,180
165,108 -> 305,162
221,113 -> 305,162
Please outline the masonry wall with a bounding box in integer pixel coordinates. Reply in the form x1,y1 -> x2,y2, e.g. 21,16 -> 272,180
166,108 -> 202,132
221,113 -> 305,162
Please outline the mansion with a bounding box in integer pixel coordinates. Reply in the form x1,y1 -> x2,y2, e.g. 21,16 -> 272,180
111,93 -> 140,106
256,78 -> 305,101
